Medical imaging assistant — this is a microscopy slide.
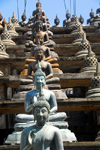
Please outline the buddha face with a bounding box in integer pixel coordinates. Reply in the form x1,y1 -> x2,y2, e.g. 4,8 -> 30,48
34,49 -> 44,60
36,36 -> 44,45
34,106 -> 48,125
35,75 -> 46,89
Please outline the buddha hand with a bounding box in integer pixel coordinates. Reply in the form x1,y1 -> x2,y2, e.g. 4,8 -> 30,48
28,129 -> 36,145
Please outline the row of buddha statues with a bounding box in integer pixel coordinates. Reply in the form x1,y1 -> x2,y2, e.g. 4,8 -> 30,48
0,0 -> 100,96
0,0 -> 99,99
0,0 -> 100,144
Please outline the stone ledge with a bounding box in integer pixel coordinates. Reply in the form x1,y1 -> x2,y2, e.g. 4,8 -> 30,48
1,142 -> 100,150
1,97 -> 100,114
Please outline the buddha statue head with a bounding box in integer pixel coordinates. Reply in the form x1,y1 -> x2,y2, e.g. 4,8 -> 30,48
66,10 -> 70,20
33,45 -> 45,60
33,61 -> 46,89
32,94 -> 50,125
36,0 -> 42,8
34,26 -> 44,45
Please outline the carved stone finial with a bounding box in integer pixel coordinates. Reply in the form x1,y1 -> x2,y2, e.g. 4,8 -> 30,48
82,32 -> 86,43
11,12 -> 20,27
2,18 -> 7,27
1,24 -> 16,46
88,46 -> 94,57
7,17 -> 18,36
0,35 -> 9,58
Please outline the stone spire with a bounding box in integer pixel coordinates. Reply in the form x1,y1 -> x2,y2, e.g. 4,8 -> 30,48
86,62 -> 100,97
72,24 -> 85,46
7,17 -> 19,36
80,45 -> 97,73
1,24 -> 16,46
0,36 -> 9,58
11,12 -> 21,27
2,18 -> 7,27
75,33 -> 94,58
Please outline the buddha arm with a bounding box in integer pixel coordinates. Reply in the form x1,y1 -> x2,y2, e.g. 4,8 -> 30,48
50,91 -> 57,113
20,130 -> 29,150
54,128 -> 64,150
46,63 -> 53,80
28,63 -> 33,76
24,94 -> 33,112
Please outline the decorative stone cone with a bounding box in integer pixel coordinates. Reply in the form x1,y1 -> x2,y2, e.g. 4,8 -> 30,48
72,25 -> 85,45
86,62 -> 100,97
75,33 -> 94,58
1,24 -> 16,46
7,17 -> 19,36
11,12 -> 21,27
80,46 -> 97,73
0,36 -> 9,58
70,15 -> 81,28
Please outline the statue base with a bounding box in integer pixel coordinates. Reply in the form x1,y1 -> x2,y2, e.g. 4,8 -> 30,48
5,121 -> 77,145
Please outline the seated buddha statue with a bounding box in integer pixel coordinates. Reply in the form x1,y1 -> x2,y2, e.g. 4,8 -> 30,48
28,45 -> 53,80
16,62 -> 66,123
20,93 -> 64,150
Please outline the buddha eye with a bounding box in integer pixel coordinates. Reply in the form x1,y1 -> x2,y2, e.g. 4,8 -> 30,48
42,109 -> 47,113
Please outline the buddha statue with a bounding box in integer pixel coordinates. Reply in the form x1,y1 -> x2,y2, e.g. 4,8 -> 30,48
54,15 -> 61,27
28,45 -> 53,80
63,10 -> 71,27
79,15 -> 84,25
16,61 -> 66,123
20,94 -> 64,150
87,9 -> 95,25
20,12 -> 27,27
5,62 -> 76,145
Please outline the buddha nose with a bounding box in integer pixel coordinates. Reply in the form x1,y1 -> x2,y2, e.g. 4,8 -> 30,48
40,111 -> 43,116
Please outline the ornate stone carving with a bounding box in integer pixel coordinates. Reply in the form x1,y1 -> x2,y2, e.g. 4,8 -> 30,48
86,62 -> 100,97
75,33 -> 94,58
11,12 -> 21,27
1,24 -> 16,46
7,17 -> 19,37
80,46 -> 97,73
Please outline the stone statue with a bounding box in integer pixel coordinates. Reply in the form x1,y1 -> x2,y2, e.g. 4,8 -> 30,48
20,93 -> 64,150
87,9 -> 94,25
28,45 -> 53,80
63,10 -> 71,27
16,61 -> 66,123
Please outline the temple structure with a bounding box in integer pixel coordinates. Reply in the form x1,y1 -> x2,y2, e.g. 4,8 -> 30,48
0,0 -> 100,150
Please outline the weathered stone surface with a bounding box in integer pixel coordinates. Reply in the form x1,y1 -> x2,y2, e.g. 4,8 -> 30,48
1,142 -> 100,150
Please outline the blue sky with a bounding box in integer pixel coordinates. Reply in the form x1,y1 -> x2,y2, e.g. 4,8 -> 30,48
0,0 -> 100,26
